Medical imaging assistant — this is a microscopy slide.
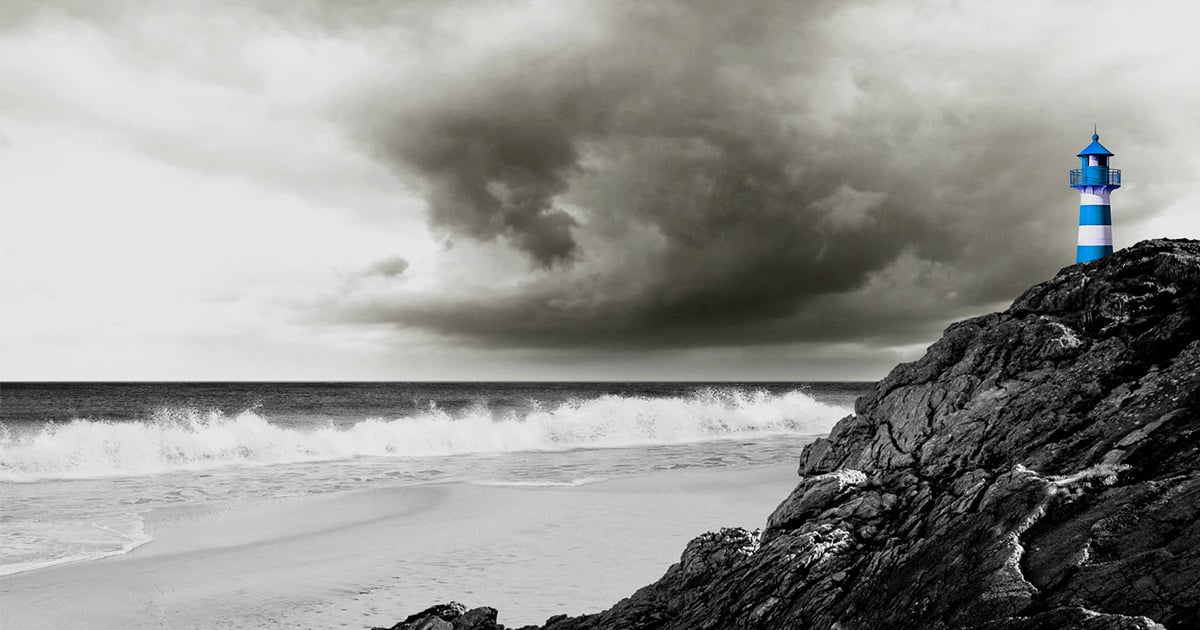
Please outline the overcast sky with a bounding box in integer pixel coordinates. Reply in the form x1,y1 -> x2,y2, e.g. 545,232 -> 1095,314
2,0 -> 1198,381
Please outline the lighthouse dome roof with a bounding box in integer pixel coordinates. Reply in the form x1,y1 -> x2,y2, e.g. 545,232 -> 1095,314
1077,131 -> 1114,157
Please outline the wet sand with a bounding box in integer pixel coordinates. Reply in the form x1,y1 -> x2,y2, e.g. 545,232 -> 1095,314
0,463 -> 798,629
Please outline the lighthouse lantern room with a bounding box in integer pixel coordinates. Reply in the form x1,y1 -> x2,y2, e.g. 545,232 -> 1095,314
1069,128 -> 1121,263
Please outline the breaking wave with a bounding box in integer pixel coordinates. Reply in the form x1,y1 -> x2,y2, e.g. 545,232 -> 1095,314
0,389 -> 846,481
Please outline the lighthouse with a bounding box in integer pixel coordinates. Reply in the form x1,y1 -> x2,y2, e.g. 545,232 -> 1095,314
1069,128 -> 1121,263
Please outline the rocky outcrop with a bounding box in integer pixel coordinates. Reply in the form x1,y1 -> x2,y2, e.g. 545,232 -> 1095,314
373,602 -> 503,630
383,239 -> 1200,630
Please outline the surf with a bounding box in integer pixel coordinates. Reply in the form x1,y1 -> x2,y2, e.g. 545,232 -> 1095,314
0,388 -> 846,481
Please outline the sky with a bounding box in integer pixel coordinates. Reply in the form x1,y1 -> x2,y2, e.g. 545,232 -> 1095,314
2,0 -> 1198,381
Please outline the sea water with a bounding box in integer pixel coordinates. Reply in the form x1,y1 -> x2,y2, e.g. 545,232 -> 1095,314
0,382 -> 868,577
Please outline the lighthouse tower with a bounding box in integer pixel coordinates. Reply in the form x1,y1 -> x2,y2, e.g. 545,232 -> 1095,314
1069,128 -> 1121,263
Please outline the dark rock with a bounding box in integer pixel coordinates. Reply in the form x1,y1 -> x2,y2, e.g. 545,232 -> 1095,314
373,602 -> 506,630
379,239 -> 1199,629
972,606 -> 1166,630
458,607 -> 501,630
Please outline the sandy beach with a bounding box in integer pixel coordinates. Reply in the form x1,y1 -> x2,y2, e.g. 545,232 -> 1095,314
0,463 -> 799,629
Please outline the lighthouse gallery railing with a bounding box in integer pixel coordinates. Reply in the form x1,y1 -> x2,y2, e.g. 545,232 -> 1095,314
1070,167 -> 1121,187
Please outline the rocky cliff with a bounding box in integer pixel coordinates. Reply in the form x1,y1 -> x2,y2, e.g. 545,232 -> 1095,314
381,238 -> 1200,630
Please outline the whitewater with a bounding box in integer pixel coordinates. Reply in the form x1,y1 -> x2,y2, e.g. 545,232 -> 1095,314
0,382 -> 863,577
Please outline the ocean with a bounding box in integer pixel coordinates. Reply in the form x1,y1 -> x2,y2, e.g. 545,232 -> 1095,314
0,382 -> 868,580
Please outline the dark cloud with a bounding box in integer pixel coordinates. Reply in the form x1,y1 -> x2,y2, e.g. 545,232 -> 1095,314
353,2 -> 846,267
366,75 -> 600,266
327,0 -> 1196,351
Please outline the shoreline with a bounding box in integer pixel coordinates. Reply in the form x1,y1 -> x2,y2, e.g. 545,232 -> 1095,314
0,462 -> 800,629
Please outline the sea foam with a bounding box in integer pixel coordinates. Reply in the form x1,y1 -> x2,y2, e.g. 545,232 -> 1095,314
0,513 -> 151,577
0,389 -> 846,481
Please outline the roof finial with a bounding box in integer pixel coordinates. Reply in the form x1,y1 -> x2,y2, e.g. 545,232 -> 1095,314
1093,124 -> 1099,141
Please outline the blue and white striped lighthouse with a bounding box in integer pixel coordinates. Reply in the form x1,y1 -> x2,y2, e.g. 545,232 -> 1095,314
1069,128 -> 1121,263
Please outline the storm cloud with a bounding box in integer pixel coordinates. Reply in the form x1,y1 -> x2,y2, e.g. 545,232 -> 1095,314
330,0 -> 1198,348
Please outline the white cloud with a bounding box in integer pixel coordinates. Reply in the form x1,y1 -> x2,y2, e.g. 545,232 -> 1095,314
0,9 -> 435,379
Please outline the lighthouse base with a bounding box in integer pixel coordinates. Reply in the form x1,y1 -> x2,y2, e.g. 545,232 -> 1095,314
1077,244 -> 1114,263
